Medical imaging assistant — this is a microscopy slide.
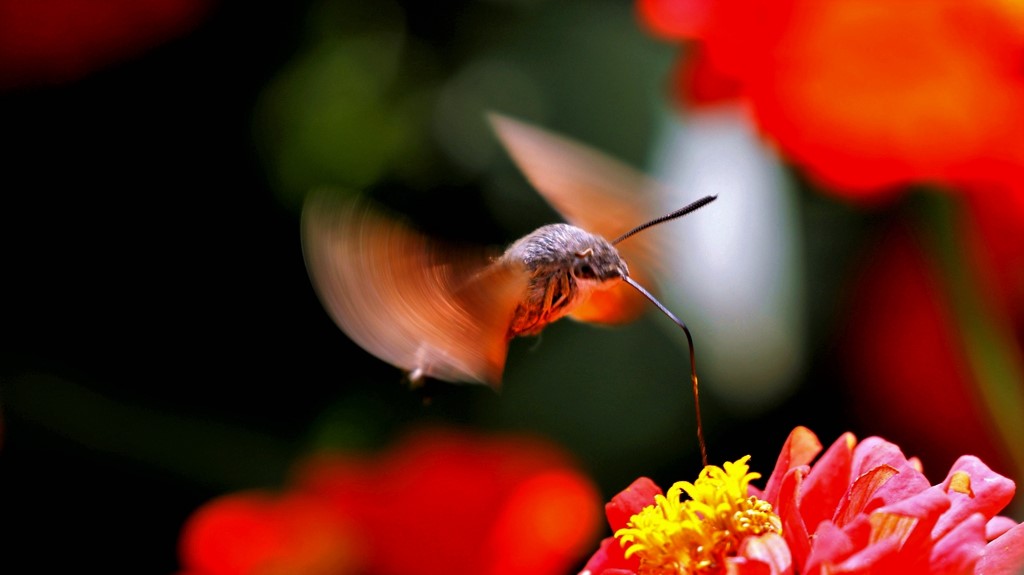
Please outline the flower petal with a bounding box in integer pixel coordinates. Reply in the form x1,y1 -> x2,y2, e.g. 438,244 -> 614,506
850,437 -> 931,506
830,532 -> 903,574
577,537 -> 639,575
803,518 -> 868,574
986,516 -> 1019,541
760,426 -> 823,504
850,437 -> 909,476
869,486 -> 950,559
834,464 -> 900,527
932,456 -> 1015,540
777,467 -> 812,569
797,431 -> 855,530
977,520 -> 1024,575
604,477 -> 662,532
724,557 -> 773,575
929,512 -> 986,575
739,532 -> 793,575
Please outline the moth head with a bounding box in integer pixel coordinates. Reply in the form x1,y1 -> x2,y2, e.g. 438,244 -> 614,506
571,244 -> 628,283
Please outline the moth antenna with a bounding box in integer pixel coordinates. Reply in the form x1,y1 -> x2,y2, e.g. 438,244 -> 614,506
611,195 -> 718,246
622,275 -> 708,468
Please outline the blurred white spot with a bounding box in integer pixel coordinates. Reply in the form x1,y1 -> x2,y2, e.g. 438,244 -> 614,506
649,104 -> 806,414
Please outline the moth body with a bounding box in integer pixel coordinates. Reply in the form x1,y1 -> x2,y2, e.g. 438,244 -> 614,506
499,223 -> 628,337
301,111 -> 711,389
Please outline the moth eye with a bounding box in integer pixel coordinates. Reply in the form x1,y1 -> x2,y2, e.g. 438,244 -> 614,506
577,264 -> 596,278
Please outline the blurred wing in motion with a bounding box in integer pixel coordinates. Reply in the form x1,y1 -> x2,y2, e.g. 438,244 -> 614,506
301,191 -> 529,388
487,112 -> 672,324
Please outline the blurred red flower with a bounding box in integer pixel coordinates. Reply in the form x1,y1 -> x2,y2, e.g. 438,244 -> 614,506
580,426 -> 1024,575
0,0 -> 211,89
835,185 -> 1024,516
637,0 -> 1024,197
178,490 -> 363,575
177,426 -> 603,575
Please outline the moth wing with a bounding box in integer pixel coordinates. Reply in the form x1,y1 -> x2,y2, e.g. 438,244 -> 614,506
487,112 -> 669,324
567,276 -> 653,325
301,192 -> 528,388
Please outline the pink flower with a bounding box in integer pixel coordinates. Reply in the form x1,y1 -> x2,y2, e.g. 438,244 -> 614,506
580,426 -> 1024,574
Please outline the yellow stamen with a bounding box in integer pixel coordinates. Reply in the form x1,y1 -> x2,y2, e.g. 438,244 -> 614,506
614,456 -> 781,575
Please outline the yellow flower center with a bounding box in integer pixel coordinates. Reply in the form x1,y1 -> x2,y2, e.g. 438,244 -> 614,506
614,456 -> 781,575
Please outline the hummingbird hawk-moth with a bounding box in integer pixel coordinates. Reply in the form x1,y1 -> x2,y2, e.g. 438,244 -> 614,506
301,112 -> 716,391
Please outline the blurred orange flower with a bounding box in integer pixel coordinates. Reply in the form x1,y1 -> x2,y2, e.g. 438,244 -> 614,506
579,426 -> 1024,575
177,426 -> 603,575
638,0 -> 1024,197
